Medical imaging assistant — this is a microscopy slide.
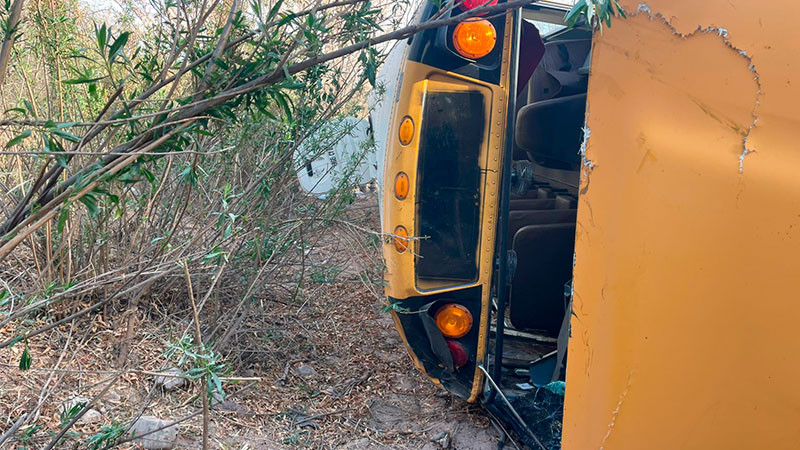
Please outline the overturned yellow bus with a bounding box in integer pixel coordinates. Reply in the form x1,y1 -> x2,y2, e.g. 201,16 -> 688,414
374,0 -> 800,448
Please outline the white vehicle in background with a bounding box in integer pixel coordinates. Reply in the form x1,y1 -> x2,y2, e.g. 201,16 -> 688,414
294,117 -> 375,197
294,40 -> 406,212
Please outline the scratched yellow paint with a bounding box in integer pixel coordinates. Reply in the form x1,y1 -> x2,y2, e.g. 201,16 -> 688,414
564,1 -> 800,448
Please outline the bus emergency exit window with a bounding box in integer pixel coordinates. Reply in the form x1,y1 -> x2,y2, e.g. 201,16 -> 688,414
415,90 -> 485,283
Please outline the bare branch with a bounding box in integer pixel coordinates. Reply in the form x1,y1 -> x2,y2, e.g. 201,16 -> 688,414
0,0 -> 25,87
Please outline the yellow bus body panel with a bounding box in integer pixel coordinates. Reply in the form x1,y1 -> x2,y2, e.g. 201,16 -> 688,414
564,1 -> 800,448
382,13 -> 514,402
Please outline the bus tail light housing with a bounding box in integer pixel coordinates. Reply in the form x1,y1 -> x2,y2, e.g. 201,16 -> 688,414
452,19 -> 496,60
435,303 -> 473,338
459,0 -> 497,12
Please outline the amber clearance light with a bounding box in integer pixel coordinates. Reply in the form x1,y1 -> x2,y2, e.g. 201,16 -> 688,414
394,172 -> 409,200
453,19 -> 496,60
435,304 -> 473,338
398,116 -> 414,145
393,225 -> 409,252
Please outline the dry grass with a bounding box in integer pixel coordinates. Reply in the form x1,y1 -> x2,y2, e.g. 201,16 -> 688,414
0,194 -> 496,449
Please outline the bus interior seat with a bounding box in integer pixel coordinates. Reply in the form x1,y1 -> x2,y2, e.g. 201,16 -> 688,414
512,186 -> 572,200
528,39 -> 591,103
509,196 -> 576,211
508,209 -> 577,245
509,198 -> 555,211
515,93 -> 586,170
505,37 -> 588,335
513,187 -> 548,199
506,186 -> 577,335
555,194 -> 577,209
509,222 -> 576,335
515,38 -> 590,169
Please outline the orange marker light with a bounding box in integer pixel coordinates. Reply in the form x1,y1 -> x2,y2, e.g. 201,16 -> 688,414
399,116 -> 414,145
393,225 -> 409,252
435,304 -> 473,338
453,19 -> 496,60
394,172 -> 409,200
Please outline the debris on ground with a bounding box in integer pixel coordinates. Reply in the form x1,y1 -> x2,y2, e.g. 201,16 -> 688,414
130,416 -> 179,449
153,368 -> 187,391
0,195 -> 504,449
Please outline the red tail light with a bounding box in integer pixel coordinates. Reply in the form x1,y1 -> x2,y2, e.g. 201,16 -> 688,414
459,0 -> 498,12
446,340 -> 469,368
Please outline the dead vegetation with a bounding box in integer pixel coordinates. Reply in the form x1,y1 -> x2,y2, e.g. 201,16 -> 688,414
0,0 -> 532,447
1,196 -> 499,449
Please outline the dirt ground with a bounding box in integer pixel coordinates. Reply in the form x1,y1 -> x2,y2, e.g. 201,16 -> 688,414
0,194 -> 507,449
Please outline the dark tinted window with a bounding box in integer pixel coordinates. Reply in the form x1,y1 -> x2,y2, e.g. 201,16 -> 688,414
416,91 -> 485,282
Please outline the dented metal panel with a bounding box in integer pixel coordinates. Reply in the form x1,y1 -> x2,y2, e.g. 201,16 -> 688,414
564,1 -> 800,448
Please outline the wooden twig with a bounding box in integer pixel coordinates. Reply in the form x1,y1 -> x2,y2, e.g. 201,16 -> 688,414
0,413 -> 27,448
184,259 -> 209,450
138,370 -> 261,382
0,0 -> 25,87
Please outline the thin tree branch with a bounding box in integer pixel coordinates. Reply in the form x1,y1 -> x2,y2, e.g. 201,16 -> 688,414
0,0 -> 25,87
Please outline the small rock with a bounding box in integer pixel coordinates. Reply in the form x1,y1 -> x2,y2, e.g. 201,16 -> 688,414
214,399 -> 250,414
129,416 -> 179,449
210,391 -> 250,414
432,431 -> 451,448
294,364 -> 317,378
210,390 -> 225,406
60,397 -> 103,424
153,367 -> 186,391
102,390 -> 122,408
61,396 -> 90,413
59,397 -> 103,424
341,437 -> 371,449
78,408 -> 103,424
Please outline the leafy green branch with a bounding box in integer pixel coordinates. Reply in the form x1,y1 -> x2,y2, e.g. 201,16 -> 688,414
566,0 -> 627,30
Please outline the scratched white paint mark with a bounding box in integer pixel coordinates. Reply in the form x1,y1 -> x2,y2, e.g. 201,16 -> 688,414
579,124 -> 594,169
636,3 -> 651,14
598,371 -> 635,450
629,4 -> 762,173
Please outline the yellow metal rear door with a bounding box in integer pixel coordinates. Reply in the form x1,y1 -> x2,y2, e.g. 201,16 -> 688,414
564,1 -> 800,448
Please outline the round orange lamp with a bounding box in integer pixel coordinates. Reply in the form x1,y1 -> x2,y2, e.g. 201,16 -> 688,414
453,19 -> 497,59
435,304 -> 473,338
